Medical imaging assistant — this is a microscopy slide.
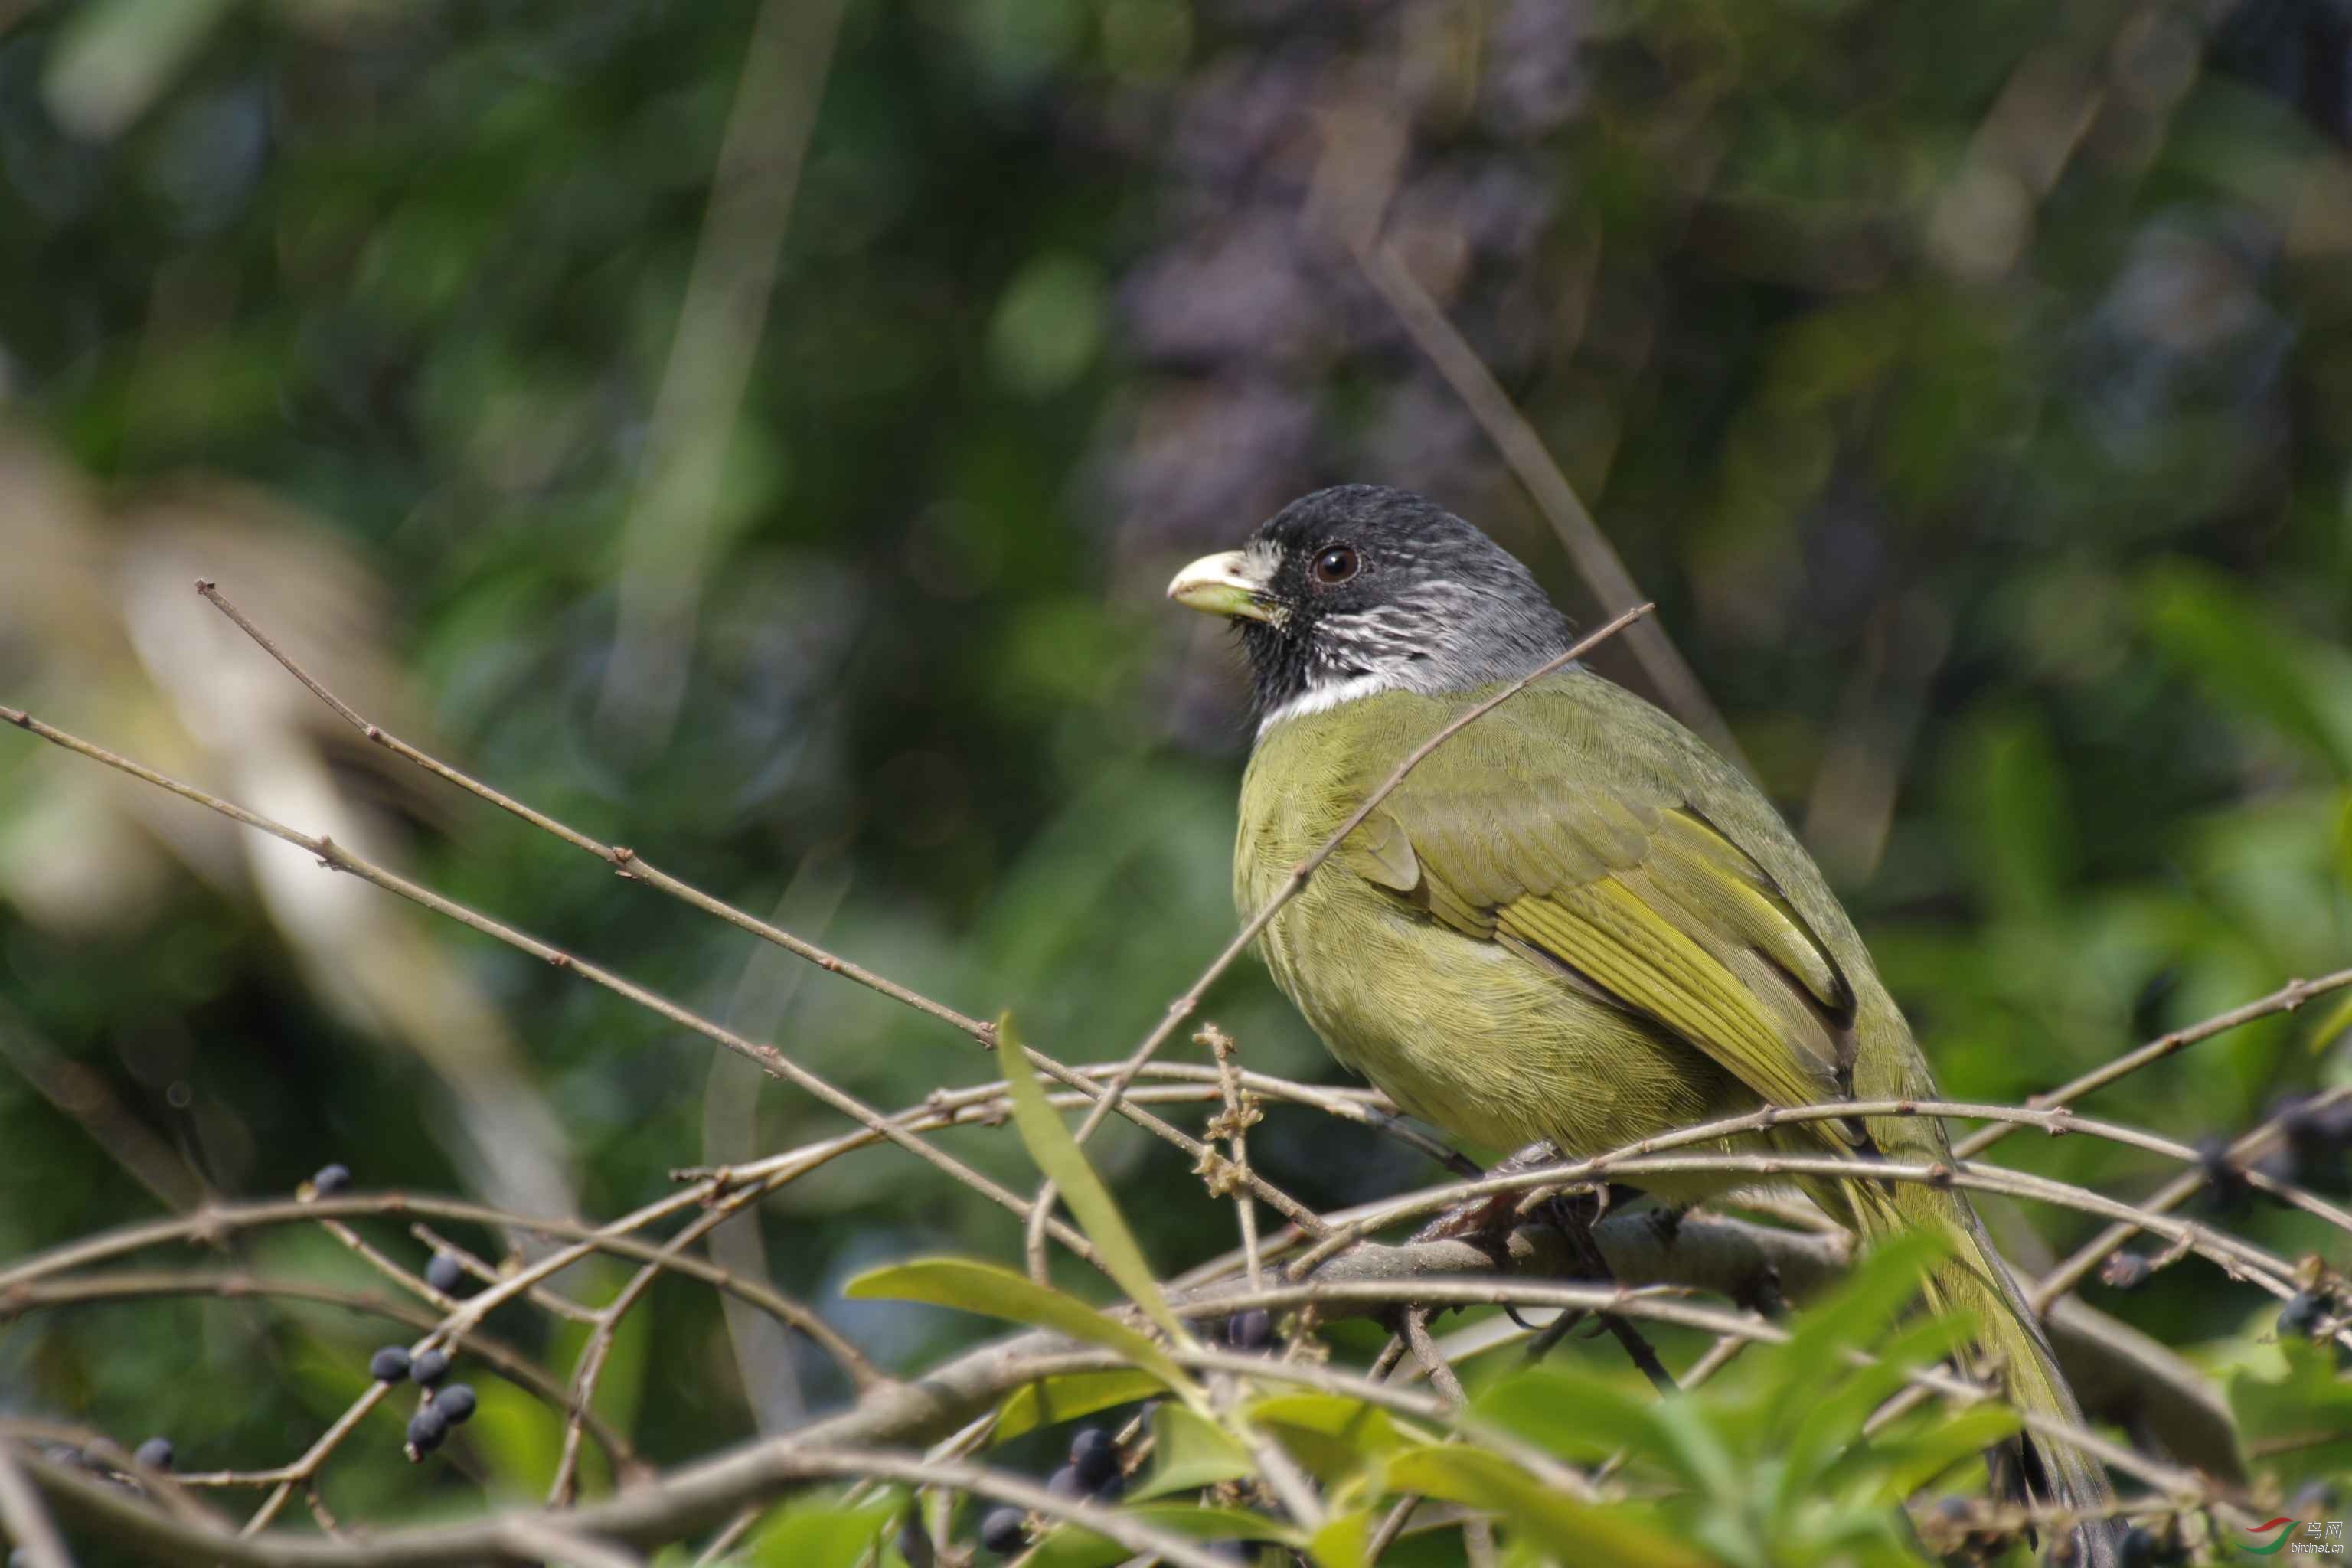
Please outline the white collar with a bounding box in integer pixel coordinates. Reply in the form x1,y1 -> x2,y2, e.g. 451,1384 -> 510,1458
1256,671 -> 1400,737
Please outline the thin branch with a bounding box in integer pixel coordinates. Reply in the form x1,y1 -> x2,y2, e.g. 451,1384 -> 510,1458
22,1440 -> 1252,1568
2027,1086 -> 2352,1312
1955,969 -> 2352,1158
403,1224 -> 599,1325
1202,1025 -> 1266,1292
194,580 -> 998,1048
0,1271 -> 637,1478
0,701 -> 1093,1271
0,1443 -> 74,1568
1283,1094 -> 2352,1274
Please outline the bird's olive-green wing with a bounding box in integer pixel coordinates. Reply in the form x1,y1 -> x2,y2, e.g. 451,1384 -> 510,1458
1346,745 -> 1862,1135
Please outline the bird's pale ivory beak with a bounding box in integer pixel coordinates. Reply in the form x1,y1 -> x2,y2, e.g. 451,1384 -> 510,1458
1167,550 -> 1274,622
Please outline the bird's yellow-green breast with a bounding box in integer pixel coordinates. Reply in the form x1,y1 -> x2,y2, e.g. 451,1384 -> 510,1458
1235,669 -> 1937,1190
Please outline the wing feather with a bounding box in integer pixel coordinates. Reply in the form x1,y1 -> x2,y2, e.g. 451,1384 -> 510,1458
1376,751 -> 1863,1138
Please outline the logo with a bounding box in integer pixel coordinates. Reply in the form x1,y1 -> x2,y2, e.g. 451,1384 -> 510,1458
2248,1520 -> 2300,1557
2246,1517 -> 2348,1557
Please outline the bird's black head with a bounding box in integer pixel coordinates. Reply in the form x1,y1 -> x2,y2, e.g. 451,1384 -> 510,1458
1168,485 -> 1573,724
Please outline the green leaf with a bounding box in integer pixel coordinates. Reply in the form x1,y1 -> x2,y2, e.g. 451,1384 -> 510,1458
1305,1508 -> 1373,1568
1643,1397 -> 1747,1514
844,1257 -> 1190,1394
1769,1230 -> 1949,1413
1471,1363 -> 1686,1477
2228,1336 -> 2352,1488
1246,1390 -> 1408,1482
996,1014 -> 1190,1345
1836,1403 -> 2020,1501
1381,1446 -> 1715,1568
1779,1308 -> 1978,1495
750,1490 -> 902,1567
1246,1391 -> 1409,1452
992,1367 -> 1165,1443
1028,1504 -> 1300,1568
1125,1403 -> 1255,1501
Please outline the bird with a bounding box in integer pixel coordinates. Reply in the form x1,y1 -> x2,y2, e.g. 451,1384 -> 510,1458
1168,483 -> 2118,1561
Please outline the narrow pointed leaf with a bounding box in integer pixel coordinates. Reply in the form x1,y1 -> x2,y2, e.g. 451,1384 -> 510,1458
1125,1403 -> 1255,1501
993,1367 -> 1165,1443
844,1257 -> 1187,1393
1837,1403 -> 2020,1501
997,1014 -> 1189,1344
1305,1508 -> 1372,1568
1382,1446 -> 1713,1568
1471,1363 -> 1687,1477
1029,1504 -> 1302,1568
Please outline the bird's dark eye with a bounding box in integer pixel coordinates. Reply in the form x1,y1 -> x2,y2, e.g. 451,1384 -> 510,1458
1311,544 -> 1360,586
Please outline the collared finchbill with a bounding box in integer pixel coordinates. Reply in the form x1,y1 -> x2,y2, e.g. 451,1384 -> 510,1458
1168,550 -> 1275,623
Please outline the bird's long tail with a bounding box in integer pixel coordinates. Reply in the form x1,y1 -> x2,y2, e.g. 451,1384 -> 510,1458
1835,1174 -> 2122,1567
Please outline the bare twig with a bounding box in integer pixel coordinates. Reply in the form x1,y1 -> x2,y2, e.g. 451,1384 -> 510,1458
0,701 -> 1093,1270
2028,1086 -> 2352,1312
191,583 -> 998,1047
0,1443 -> 74,1568
0,1270 -> 637,1478
1285,1094 -> 2352,1276
1200,1024 -> 1266,1292
1955,970 -> 2352,1158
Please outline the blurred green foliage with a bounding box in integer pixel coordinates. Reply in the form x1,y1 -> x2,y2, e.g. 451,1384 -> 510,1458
2,0 -> 2350,1557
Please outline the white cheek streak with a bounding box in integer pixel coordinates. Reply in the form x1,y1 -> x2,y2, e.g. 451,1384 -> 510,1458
1257,671 -> 1400,735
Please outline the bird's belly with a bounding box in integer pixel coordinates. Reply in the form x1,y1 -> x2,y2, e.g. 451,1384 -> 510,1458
1256,882 -> 1758,1178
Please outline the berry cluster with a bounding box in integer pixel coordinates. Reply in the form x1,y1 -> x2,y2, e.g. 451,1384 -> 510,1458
370,1343 -> 476,1459
972,1422 -> 1129,1558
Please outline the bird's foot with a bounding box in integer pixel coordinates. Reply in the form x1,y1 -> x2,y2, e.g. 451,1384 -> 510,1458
1407,1140 -> 1573,1250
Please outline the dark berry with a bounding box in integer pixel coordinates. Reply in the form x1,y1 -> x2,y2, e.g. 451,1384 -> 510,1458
896,1517 -> 935,1568
431,1383 -> 477,1425
410,1349 -> 450,1387
369,1346 -> 412,1383
424,1252 -> 465,1294
2122,1524 -> 2188,1566
310,1163 -> 351,1197
405,1405 -> 447,1457
1226,1308 -> 1272,1351
2099,1251 -> 2152,1290
2279,1290 -> 2331,1338
133,1436 -> 174,1471
978,1505 -> 1028,1554
1069,1426 -> 1118,1489
2196,1136 -> 2252,1216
